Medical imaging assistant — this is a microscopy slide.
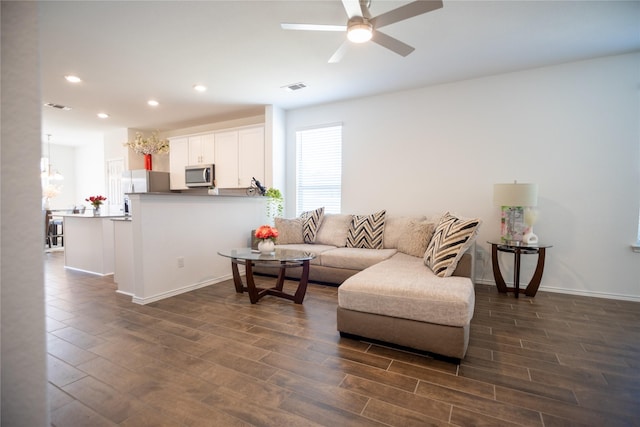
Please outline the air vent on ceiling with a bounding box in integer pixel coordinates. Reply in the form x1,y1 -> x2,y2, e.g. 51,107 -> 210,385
281,82 -> 307,92
44,102 -> 72,111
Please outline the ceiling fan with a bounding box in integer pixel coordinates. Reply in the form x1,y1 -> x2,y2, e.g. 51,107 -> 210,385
281,0 -> 443,63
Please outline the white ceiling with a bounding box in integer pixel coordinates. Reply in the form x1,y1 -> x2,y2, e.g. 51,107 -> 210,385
39,0 -> 640,146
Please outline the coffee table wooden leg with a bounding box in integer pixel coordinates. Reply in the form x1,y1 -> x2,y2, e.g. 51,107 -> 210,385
491,244 -> 508,293
293,260 -> 310,304
525,248 -> 546,297
275,262 -> 286,291
231,259 -> 244,294
244,260 -> 260,304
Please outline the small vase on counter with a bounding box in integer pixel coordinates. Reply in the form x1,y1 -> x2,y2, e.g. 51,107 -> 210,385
144,154 -> 152,171
93,206 -> 101,216
257,239 -> 275,254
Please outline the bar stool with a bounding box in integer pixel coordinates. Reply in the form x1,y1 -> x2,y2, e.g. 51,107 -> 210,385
45,210 -> 64,248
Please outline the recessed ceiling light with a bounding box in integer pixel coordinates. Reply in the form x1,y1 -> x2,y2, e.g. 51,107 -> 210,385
97,112 -> 109,119
64,75 -> 82,83
193,84 -> 207,92
147,100 -> 159,107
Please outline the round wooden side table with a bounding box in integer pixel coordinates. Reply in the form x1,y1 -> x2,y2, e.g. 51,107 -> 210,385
488,241 -> 552,298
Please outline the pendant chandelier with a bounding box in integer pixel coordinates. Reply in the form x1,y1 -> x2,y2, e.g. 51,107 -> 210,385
42,134 -> 64,181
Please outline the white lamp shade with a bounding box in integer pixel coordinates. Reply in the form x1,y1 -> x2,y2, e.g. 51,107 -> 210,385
494,183 -> 538,207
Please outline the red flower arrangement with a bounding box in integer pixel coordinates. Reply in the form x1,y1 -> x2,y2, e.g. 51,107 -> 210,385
85,195 -> 107,208
255,225 -> 279,242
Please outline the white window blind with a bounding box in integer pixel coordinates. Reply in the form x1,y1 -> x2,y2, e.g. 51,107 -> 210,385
296,124 -> 342,215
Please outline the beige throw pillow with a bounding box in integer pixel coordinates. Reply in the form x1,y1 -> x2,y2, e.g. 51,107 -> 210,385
274,217 -> 304,244
315,214 -> 353,247
397,219 -> 435,257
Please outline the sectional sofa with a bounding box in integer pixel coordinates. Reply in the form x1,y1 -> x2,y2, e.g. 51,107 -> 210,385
254,209 -> 481,360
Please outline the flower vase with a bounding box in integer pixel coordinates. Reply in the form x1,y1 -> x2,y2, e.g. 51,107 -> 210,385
93,205 -> 101,216
258,239 -> 275,254
144,154 -> 152,171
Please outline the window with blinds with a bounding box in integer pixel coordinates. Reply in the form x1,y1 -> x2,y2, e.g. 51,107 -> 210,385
296,124 -> 342,216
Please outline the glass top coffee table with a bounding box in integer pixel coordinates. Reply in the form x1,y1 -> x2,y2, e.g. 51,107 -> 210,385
218,248 -> 316,304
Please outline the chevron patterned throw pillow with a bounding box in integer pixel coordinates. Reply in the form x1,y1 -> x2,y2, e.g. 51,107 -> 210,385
346,210 -> 386,249
424,212 -> 481,277
300,207 -> 324,243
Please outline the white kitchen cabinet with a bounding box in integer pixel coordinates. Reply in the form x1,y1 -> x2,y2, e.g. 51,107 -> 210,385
169,137 -> 189,190
214,130 -> 239,188
238,126 -> 265,188
188,133 -> 215,165
214,126 -> 264,188
169,133 -> 215,190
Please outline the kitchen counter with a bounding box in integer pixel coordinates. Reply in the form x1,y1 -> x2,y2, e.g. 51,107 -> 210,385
63,213 -> 127,275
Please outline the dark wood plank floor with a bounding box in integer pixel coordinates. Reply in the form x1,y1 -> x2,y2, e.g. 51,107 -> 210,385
44,251 -> 640,426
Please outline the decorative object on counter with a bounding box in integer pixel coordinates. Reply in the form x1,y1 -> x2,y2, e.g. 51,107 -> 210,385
124,131 -> 170,171
247,177 -> 267,196
255,225 -> 279,254
522,207 -> 539,244
493,181 -> 538,243
85,195 -> 107,215
265,187 -> 284,222
42,183 -> 61,209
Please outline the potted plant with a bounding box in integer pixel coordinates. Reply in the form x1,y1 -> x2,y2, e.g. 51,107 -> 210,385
85,195 -> 107,215
124,131 -> 169,170
265,187 -> 283,221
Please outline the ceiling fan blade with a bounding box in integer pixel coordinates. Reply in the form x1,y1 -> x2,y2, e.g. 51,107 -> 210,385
281,23 -> 346,31
341,0 -> 363,18
371,31 -> 415,57
328,40 -> 350,63
370,0 -> 443,29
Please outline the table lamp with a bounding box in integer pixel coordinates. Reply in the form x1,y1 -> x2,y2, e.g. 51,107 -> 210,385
494,182 -> 538,244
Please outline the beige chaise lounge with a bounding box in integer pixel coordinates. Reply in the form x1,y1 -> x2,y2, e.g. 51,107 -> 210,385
254,210 -> 480,361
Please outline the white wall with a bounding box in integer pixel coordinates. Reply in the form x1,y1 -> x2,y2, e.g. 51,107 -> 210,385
75,141 -> 106,207
1,1 -> 49,425
286,53 -> 640,300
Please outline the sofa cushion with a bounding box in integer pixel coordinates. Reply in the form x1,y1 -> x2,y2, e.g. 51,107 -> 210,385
346,210 -> 386,249
300,207 -> 324,243
273,243 -> 336,266
383,216 -> 426,249
320,247 -> 397,270
397,218 -> 435,257
315,214 -> 352,247
274,217 -> 304,244
338,253 -> 475,327
424,212 -> 481,278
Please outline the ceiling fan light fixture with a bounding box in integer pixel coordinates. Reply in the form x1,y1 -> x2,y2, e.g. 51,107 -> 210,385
347,17 -> 372,43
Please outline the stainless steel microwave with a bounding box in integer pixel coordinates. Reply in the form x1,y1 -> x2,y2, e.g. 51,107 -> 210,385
185,164 -> 215,188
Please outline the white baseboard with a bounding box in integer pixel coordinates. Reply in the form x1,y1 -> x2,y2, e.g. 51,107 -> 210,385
64,266 -> 114,277
131,273 -> 234,305
115,290 -> 133,297
474,279 -> 640,302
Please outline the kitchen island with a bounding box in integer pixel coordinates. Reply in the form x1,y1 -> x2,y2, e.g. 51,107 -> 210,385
63,211 -> 127,275
114,192 -> 267,304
